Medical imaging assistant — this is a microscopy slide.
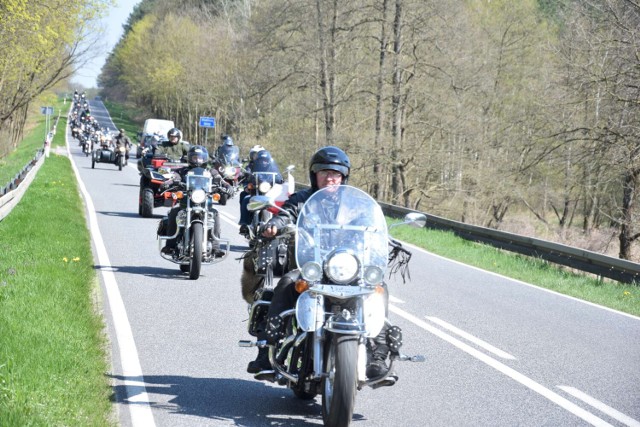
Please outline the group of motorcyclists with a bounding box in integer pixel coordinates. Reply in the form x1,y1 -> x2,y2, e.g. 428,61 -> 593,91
68,90 -> 132,161
70,99 -> 416,423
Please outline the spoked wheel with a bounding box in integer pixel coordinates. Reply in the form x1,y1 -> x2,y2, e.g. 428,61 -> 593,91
322,335 -> 358,427
189,222 -> 203,280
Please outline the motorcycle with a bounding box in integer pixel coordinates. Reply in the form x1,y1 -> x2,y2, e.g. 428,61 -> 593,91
239,185 -> 426,426
137,151 -> 187,217
156,167 -> 230,279
212,144 -> 244,205
91,133 -> 126,171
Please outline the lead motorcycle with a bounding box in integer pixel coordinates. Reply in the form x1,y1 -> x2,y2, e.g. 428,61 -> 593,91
239,185 -> 426,427
157,167 -> 230,279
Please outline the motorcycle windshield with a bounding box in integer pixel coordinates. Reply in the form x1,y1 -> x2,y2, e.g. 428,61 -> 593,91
218,146 -> 240,165
185,168 -> 212,191
295,185 -> 388,284
252,158 -> 283,186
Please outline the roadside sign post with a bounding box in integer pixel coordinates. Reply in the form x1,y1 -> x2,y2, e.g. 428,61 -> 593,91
40,106 -> 53,139
198,116 -> 216,144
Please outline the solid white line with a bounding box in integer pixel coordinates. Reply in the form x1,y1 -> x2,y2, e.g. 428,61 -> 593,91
389,304 -> 613,427
66,137 -> 156,426
425,316 -> 516,360
558,386 -> 640,427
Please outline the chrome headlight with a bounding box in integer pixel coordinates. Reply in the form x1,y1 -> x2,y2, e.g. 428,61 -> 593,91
301,261 -> 322,282
363,266 -> 384,285
191,189 -> 206,204
325,251 -> 359,284
258,181 -> 272,194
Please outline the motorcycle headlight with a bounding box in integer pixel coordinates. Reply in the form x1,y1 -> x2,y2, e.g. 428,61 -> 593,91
363,266 -> 384,285
191,189 -> 206,204
301,261 -> 323,282
258,181 -> 272,194
325,251 -> 359,284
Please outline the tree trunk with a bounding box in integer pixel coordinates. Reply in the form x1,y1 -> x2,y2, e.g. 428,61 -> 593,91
619,167 -> 640,260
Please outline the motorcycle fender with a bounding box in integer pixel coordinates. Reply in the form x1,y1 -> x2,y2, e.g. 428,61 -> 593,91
295,291 -> 324,332
363,292 -> 386,338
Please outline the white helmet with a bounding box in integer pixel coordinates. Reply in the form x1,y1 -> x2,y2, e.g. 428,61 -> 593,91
249,144 -> 265,161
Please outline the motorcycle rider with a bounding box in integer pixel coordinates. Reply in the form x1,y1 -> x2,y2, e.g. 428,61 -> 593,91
238,149 -> 283,237
246,146 -> 402,387
114,128 -> 132,163
154,127 -> 189,162
160,145 -> 233,256
216,134 -> 235,159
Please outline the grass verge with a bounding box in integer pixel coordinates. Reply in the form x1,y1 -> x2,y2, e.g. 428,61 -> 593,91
0,100 -> 67,186
390,222 -> 640,317
0,108 -> 113,425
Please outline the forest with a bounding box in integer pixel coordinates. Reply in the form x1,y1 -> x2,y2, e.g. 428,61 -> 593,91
1,0 -> 638,261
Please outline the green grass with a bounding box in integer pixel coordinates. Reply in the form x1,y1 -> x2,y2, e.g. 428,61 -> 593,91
389,221 -> 640,317
0,113 -> 114,426
102,100 -> 144,141
0,99 -> 66,186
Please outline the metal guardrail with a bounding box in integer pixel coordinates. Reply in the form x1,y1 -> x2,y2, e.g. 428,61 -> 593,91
379,201 -> 640,285
0,116 -> 60,221
292,182 -> 639,284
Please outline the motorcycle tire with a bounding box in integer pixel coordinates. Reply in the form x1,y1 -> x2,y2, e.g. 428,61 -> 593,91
91,155 -> 95,169
218,193 -> 228,206
322,335 -> 358,427
140,187 -> 154,218
189,222 -> 203,280
118,156 -> 123,171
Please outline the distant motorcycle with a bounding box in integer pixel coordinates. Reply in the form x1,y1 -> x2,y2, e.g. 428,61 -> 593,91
212,144 -> 244,205
157,167 -> 230,279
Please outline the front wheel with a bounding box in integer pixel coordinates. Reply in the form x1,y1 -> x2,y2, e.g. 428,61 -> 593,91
189,222 -> 203,280
218,193 -> 228,206
91,153 -> 95,169
322,335 -> 358,427
118,155 -> 124,171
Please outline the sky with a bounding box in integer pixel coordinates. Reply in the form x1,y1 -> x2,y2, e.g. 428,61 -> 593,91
71,0 -> 142,89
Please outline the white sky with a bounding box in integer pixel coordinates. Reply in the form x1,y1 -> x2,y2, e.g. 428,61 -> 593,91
71,0 -> 142,88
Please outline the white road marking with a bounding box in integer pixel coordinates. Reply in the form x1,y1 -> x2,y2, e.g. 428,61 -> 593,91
558,386 -> 640,427
66,137 -> 156,427
389,295 -> 405,304
389,304 -> 613,427
425,316 -> 516,360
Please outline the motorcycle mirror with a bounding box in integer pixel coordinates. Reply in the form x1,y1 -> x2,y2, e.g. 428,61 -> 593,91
247,195 -> 272,212
389,212 -> 427,229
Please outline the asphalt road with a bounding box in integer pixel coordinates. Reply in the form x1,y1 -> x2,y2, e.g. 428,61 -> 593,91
67,100 -> 640,427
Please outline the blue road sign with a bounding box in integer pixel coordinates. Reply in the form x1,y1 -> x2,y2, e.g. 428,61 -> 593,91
199,116 -> 216,128
40,106 -> 53,115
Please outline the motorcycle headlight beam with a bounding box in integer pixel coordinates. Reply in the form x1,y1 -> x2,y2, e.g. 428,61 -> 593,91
325,250 -> 359,284
191,189 -> 206,204
258,181 -> 272,194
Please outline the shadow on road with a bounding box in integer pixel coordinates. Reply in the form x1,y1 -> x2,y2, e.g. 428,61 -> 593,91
96,264 -> 187,280
108,373 -> 366,426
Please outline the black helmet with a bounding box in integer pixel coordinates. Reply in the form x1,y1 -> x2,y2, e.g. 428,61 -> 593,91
309,146 -> 350,189
167,128 -> 182,144
187,145 -> 209,167
221,134 -> 234,146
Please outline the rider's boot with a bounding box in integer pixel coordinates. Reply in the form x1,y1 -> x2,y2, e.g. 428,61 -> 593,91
366,325 -> 403,387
